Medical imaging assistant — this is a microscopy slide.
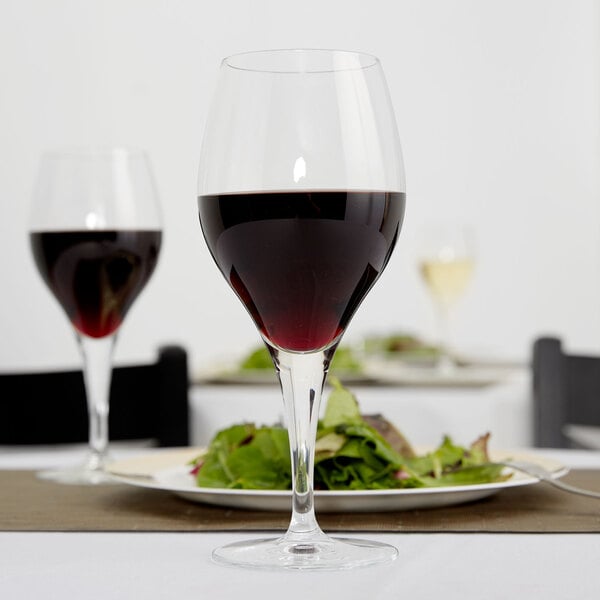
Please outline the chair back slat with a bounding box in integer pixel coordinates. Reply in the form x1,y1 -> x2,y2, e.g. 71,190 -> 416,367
0,345 -> 189,447
533,337 -> 600,447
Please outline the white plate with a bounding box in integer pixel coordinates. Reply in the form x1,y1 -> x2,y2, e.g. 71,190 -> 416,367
194,368 -> 373,386
362,359 -> 518,387
107,447 -> 568,513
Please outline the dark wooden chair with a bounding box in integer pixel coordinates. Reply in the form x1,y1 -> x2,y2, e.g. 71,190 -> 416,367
532,337 -> 600,447
0,345 -> 189,447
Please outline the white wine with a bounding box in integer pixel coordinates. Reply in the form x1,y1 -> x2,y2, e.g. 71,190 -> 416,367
419,258 -> 474,307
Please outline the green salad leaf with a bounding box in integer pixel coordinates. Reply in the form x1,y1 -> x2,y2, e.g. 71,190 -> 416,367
194,424 -> 291,489
190,381 -> 509,490
363,333 -> 440,357
321,377 -> 362,428
239,347 -> 274,370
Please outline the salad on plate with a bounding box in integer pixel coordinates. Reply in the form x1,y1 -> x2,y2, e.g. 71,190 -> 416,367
189,379 -> 509,491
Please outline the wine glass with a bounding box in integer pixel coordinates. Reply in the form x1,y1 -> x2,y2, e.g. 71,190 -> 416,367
198,49 -> 405,570
29,148 -> 162,484
417,224 -> 475,373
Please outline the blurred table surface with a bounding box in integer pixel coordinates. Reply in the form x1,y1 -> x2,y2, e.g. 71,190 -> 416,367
0,445 -> 599,600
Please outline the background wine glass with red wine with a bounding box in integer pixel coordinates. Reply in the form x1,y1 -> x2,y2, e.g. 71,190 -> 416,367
29,148 -> 162,484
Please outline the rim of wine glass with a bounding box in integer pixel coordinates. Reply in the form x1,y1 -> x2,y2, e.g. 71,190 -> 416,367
222,48 -> 380,74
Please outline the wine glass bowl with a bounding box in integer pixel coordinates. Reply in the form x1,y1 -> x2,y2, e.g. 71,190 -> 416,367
199,190 -> 403,354
29,148 -> 162,484
198,49 -> 405,569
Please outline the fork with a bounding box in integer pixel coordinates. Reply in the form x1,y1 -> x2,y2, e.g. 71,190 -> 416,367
499,460 -> 600,499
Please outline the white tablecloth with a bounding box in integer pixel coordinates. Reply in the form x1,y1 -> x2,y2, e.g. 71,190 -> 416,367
1,446 -> 599,600
2,531 -> 598,600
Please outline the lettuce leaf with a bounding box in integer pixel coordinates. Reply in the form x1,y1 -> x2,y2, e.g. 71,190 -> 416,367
195,424 -> 291,489
321,377 -> 362,428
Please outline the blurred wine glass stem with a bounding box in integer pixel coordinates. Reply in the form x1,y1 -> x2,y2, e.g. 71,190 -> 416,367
434,302 -> 455,374
77,334 -> 116,471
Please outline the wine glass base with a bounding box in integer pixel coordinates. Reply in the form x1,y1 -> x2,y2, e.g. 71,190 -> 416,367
212,535 -> 398,571
36,454 -> 116,485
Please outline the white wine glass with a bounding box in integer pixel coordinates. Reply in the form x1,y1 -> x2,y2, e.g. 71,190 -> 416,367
29,148 -> 162,484
198,49 -> 406,570
417,224 -> 475,373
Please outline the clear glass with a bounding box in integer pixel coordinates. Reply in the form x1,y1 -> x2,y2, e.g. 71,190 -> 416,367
29,147 -> 162,484
417,224 -> 476,373
197,49 -> 406,570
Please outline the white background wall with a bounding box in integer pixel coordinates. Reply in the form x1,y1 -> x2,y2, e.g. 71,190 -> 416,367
1,0 -> 599,374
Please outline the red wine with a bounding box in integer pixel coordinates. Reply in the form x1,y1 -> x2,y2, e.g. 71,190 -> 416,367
30,230 -> 161,338
199,190 -> 405,352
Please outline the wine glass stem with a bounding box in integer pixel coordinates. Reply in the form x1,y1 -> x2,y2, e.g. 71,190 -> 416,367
435,303 -> 454,372
272,347 -> 334,542
77,334 -> 116,469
